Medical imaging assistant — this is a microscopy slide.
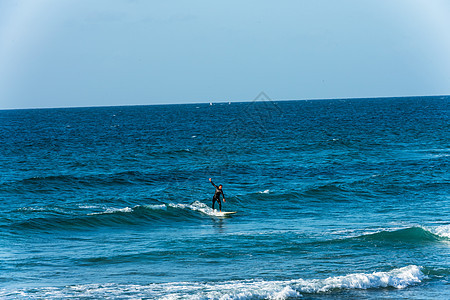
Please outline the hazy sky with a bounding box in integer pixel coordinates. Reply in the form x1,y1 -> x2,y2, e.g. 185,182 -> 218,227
1,0 -> 449,109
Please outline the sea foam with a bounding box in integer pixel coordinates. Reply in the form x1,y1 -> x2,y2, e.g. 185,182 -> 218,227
169,201 -> 228,217
1,266 -> 425,299
426,224 -> 450,239
84,201 -> 226,219
88,207 -> 133,215
295,265 -> 424,292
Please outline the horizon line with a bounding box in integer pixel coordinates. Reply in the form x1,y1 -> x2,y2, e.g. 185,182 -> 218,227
1,94 -> 449,111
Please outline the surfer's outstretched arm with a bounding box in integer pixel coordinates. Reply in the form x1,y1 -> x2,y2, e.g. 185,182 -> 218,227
209,178 -> 218,188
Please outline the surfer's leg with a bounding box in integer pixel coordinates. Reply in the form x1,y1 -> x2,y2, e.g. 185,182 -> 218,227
218,199 -> 222,211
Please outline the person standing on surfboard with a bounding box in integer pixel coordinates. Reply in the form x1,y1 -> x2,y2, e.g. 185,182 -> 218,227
209,178 -> 226,212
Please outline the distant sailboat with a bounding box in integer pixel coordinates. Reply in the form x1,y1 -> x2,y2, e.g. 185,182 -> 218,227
209,102 -> 212,106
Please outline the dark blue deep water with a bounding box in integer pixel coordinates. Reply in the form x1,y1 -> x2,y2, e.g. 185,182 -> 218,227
1,96 -> 449,299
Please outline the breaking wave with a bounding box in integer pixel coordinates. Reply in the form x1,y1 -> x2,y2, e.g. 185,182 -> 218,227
0,265 -> 425,299
11,201 -> 233,231
90,201 -> 230,218
344,225 -> 450,243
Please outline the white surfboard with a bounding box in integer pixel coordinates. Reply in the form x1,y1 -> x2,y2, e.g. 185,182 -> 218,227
213,210 -> 237,216
221,211 -> 237,215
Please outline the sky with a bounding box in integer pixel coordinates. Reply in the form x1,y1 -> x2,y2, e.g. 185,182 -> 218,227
0,0 -> 450,109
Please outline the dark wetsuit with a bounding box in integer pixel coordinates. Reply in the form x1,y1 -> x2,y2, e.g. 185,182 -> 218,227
210,180 -> 225,211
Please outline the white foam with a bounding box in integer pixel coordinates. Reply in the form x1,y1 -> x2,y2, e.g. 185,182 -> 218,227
258,189 -> 270,194
295,265 -> 424,292
105,207 -> 133,213
426,224 -> 450,239
1,266 -> 424,299
78,205 -> 99,209
16,206 -> 65,213
168,201 -> 223,217
144,204 -> 167,210
87,202 -> 225,217
17,206 -> 47,212
88,207 -> 133,215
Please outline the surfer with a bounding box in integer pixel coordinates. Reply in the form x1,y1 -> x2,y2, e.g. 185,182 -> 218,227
209,178 -> 226,212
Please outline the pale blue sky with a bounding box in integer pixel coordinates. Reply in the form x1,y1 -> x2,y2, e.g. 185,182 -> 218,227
1,0 -> 449,109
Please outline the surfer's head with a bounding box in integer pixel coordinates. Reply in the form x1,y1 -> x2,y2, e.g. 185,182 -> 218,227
219,184 -> 223,189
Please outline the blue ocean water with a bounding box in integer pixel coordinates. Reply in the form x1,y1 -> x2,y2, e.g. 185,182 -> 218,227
0,96 -> 449,299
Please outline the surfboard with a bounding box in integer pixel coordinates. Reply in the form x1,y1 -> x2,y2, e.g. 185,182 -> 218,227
213,210 -> 237,216
220,211 -> 237,215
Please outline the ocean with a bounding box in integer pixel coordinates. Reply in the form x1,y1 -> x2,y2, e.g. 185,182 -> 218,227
0,96 -> 449,299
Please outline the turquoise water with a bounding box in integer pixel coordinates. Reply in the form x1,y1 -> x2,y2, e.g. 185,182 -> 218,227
1,96 -> 449,299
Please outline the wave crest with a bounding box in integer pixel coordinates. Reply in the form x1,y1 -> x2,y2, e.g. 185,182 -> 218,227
1,266 -> 425,299
426,224 -> 450,239
336,226 -> 450,244
296,265 -> 424,292
12,201 -> 230,231
91,201 -> 230,218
